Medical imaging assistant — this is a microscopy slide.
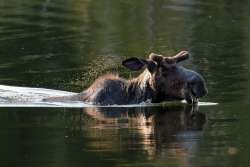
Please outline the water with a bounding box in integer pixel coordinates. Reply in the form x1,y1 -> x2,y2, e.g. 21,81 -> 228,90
0,0 -> 250,166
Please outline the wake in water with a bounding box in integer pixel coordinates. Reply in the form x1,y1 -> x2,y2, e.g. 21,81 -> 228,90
0,85 -> 218,108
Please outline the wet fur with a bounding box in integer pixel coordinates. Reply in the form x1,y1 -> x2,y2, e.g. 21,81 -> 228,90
43,51 -> 207,105
44,69 -> 189,105
44,72 -> 156,105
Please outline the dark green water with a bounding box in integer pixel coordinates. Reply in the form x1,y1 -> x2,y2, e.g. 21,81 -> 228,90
0,0 -> 250,166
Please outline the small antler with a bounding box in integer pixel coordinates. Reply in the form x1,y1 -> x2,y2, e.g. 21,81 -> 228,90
149,53 -> 163,63
170,51 -> 189,63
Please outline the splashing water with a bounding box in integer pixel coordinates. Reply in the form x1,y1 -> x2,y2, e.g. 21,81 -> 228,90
0,85 -> 218,108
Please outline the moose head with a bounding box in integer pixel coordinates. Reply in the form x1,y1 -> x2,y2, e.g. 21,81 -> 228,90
122,51 -> 208,104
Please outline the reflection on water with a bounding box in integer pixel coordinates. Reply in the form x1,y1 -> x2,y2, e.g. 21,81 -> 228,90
0,105 -> 208,167
80,105 -> 206,161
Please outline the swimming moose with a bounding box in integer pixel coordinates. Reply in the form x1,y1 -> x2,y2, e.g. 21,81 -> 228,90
44,51 -> 207,105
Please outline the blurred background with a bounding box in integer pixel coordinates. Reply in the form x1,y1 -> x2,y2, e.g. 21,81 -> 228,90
0,0 -> 250,167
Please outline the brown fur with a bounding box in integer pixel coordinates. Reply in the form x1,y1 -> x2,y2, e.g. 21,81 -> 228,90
44,51 -> 207,105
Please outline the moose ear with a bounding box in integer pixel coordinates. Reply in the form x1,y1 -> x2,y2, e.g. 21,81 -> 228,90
122,57 -> 147,71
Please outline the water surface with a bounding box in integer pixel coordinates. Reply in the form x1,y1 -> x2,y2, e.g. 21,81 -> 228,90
0,0 -> 250,167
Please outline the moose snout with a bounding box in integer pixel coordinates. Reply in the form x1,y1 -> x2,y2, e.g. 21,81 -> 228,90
184,70 -> 208,103
189,79 -> 208,98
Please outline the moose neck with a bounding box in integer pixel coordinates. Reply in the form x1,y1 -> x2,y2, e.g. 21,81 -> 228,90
127,69 -> 156,103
